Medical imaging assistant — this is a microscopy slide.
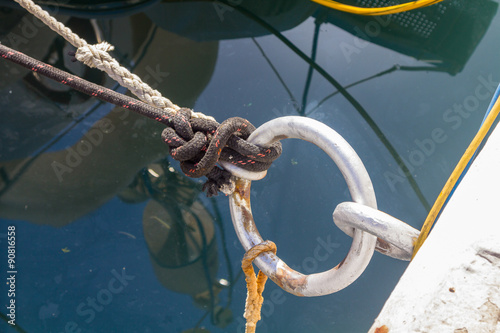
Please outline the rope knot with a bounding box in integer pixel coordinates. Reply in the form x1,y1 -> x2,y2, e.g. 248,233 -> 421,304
161,110 -> 282,196
75,42 -> 115,68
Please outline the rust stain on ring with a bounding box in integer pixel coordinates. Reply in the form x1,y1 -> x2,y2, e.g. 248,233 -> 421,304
233,179 -> 255,234
234,178 -> 251,200
241,204 -> 255,234
376,238 -> 391,254
274,264 -> 307,296
332,256 -> 347,270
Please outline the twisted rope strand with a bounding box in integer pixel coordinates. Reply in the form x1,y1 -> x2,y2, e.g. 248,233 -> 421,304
0,44 -> 173,122
0,44 -> 282,196
10,0 -> 283,197
13,0 -> 215,122
241,241 -> 277,333
13,0 -> 87,48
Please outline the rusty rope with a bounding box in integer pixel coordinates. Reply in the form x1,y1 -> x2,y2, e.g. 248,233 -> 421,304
241,240 -> 277,333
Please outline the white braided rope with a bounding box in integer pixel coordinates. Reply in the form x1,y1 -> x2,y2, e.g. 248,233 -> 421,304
75,42 -> 180,115
13,0 -> 216,122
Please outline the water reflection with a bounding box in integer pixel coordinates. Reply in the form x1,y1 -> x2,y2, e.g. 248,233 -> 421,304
0,0 -> 498,332
0,15 -> 218,225
322,0 -> 498,75
120,159 -> 235,331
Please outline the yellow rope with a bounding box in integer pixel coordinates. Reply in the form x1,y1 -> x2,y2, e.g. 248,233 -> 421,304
412,96 -> 500,259
241,241 -> 277,333
311,0 -> 444,16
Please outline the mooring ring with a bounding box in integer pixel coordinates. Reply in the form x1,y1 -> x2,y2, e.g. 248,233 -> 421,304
228,116 -> 378,296
333,202 -> 420,261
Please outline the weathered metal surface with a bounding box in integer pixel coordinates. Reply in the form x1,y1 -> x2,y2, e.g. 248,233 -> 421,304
333,202 -> 419,260
229,116 -> 378,296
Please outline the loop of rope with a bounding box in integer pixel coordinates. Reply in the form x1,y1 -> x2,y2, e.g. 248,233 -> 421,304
11,0 -> 282,195
13,0 -> 215,122
162,110 -> 282,196
5,6 -> 286,332
0,42 -> 282,197
241,240 -> 277,333
12,0 -> 283,197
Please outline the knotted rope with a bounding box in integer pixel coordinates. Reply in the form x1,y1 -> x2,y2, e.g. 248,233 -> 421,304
0,43 -> 282,196
241,241 -> 277,333
13,0 -> 213,122
8,0 -> 284,195
4,3 -> 283,330
163,109 -> 282,196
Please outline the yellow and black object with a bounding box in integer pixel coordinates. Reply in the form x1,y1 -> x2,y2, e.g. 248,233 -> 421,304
318,0 -> 498,75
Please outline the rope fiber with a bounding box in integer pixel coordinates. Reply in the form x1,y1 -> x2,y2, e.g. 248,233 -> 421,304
0,44 -> 174,122
12,0 -> 213,121
0,43 -> 282,196
241,241 -> 277,333
162,109 -> 282,196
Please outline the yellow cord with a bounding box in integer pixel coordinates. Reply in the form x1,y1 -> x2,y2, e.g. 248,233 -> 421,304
412,96 -> 500,259
311,0 -> 444,16
242,241 -> 277,333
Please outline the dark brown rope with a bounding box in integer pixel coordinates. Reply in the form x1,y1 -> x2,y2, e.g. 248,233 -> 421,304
0,43 -> 282,196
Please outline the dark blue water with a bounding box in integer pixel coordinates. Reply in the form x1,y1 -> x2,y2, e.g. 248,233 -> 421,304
1,0 -> 500,332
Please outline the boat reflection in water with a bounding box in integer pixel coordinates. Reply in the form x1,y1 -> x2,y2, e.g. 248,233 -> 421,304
119,159 -> 235,332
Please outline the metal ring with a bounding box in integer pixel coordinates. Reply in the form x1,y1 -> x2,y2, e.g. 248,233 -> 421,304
333,202 -> 420,261
220,162 -> 267,180
229,116 -> 378,296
